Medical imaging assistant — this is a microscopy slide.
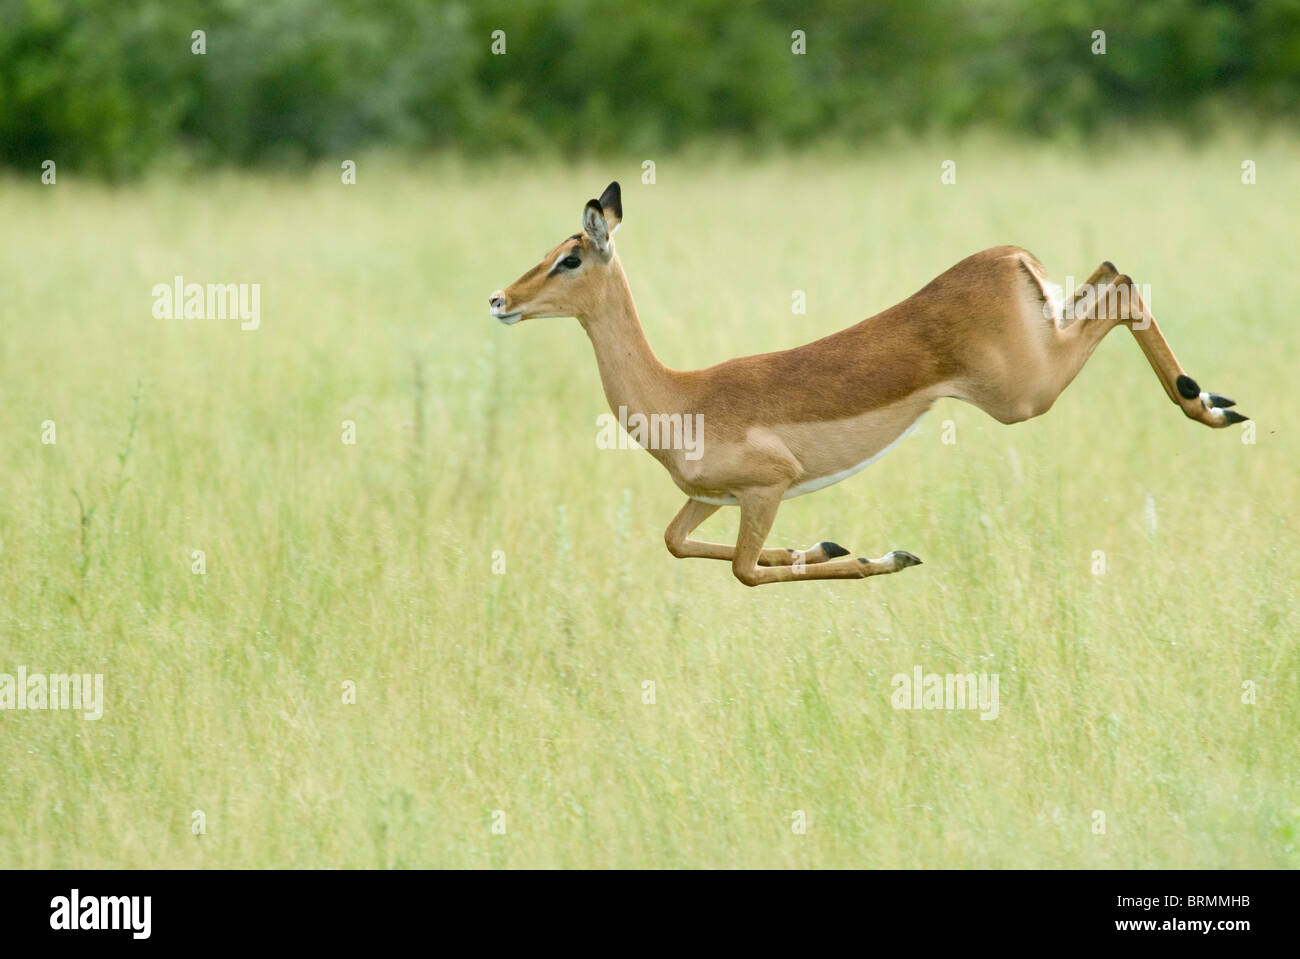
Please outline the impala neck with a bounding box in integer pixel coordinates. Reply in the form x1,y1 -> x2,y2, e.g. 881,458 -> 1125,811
578,257 -> 673,414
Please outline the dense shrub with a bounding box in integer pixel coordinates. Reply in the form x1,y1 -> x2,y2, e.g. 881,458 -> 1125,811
0,0 -> 1296,177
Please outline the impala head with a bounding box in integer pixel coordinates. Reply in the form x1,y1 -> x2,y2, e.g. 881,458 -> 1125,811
489,181 -> 623,325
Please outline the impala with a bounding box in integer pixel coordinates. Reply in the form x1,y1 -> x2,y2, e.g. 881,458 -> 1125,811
488,182 -> 1247,586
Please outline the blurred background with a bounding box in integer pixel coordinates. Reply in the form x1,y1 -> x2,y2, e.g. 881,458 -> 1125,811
2,0 -> 1298,177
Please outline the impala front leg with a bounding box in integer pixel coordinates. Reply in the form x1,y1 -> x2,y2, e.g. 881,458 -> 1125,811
729,488 -> 922,586
664,497 -> 851,566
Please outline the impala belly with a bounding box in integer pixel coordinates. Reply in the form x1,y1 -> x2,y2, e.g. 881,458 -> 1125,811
783,413 -> 924,498
687,407 -> 927,506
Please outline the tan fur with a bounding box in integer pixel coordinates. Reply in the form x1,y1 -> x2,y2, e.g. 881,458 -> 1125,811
489,184 -> 1246,586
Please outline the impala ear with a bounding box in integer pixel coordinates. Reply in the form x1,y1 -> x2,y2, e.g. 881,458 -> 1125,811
583,199 -> 610,254
597,181 -> 622,233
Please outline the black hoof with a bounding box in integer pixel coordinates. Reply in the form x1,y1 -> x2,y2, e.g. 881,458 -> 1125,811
819,540 -> 850,559
892,550 -> 923,568
1222,410 -> 1249,425
1207,393 -> 1236,408
1176,374 -> 1201,400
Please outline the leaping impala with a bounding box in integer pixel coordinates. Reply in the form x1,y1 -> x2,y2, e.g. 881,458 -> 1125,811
488,182 -> 1247,586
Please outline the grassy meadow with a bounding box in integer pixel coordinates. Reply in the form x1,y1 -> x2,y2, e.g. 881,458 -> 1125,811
1,135 -> 1296,868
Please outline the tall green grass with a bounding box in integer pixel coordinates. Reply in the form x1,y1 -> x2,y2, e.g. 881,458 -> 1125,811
1,135 -> 1295,867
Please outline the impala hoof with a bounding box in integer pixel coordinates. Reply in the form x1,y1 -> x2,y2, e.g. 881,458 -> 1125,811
1198,390 -> 1249,428
890,550 -> 923,569
1182,376 -> 1248,428
819,541 -> 850,559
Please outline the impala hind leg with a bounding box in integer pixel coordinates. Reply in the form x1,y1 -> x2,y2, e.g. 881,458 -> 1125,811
664,498 -> 851,566
1060,265 -> 1248,428
728,488 -> 921,586
1118,274 -> 1248,428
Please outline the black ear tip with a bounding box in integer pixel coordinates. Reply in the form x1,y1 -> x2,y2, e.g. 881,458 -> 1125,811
585,198 -> 603,214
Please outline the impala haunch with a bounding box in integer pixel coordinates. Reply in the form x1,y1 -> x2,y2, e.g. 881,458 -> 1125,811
488,182 -> 1247,586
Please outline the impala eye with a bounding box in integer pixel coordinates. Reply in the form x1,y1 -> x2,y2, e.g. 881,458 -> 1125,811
561,255 -> 581,270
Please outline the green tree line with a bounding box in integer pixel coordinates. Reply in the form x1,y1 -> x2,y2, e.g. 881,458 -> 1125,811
1,0 -> 1296,178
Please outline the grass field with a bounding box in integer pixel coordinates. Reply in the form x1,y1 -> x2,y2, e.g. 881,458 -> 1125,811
1,135 -> 1296,868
